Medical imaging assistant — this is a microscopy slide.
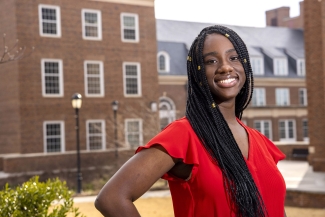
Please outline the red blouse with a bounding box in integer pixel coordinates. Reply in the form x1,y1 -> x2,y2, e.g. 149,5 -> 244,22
136,117 -> 286,217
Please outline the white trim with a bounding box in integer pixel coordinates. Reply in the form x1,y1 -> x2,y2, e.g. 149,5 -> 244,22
273,57 -> 288,76
123,62 -> 142,97
297,59 -> 306,76
38,4 -> 61,37
124,118 -> 143,148
157,51 -> 170,73
278,119 -> 296,142
120,13 -> 139,43
81,9 -> 102,40
86,119 -> 106,150
275,88 -> 290,106
254,120 -> 272,140
43,121 -> 65,153
41,59 -> 64,97
250,56 -> 264,75
84,60 -> 105,97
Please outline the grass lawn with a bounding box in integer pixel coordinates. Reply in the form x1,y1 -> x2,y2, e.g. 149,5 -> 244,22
72,196 -> 325,217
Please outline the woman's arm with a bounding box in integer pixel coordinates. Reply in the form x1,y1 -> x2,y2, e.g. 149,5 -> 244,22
95,146 -> 177,217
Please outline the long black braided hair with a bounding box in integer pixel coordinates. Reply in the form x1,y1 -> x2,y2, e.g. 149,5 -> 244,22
185,25 -> 267,217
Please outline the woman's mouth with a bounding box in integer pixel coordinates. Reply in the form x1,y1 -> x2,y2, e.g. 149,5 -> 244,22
218,78 -> 236,84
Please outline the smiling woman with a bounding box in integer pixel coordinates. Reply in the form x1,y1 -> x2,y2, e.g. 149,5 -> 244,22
95,25 -> 287,217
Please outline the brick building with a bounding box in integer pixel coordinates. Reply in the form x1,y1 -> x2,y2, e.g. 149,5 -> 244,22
304,0 -> 325,172
0,0 -> 159,186
156,19 -> 308,160
265,1 -> 304,29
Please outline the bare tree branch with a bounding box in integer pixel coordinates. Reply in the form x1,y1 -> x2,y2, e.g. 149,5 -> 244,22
0,33 -> 34,64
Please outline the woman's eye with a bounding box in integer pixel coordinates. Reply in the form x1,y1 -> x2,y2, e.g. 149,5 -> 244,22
230,56 -> 240,61
205,59 -> 217,64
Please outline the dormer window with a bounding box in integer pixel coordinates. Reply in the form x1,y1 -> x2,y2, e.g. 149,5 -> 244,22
297,59 -> 306,76
274,58 -> 288,76
250,57 -> 264,75
157,51 -> 170,73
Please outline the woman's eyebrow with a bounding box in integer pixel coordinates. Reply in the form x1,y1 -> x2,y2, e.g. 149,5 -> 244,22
226,48 -> 236,54
203,51 -> 217,58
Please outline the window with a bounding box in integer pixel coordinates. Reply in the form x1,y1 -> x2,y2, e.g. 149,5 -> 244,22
43,121 -> 65,153
274,58 -> 288,76
82,9 -> 102,40
86,120 -> 105,150
38,5 -> 61,37
250,57 -> 264,75
299,88 -> 307,106
275,88 -> 290,106
84,61 -> 104,97
252,88 -> 266,106
123,62 -> 141,97
121,13 -> 139,42
41,59 -> 64,97
125,119 -> 143,148
159,97 -> 176,130
297,59 -> 306,76
302,119 -> 309,141
254,120 -> 272,140
157,51 -> 170,73
279,120 -> 296,141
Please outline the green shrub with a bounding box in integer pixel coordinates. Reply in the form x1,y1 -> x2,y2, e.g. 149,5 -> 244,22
0,176 -> 86,217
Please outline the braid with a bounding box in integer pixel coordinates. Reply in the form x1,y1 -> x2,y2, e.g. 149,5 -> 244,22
185,25 -> 267,217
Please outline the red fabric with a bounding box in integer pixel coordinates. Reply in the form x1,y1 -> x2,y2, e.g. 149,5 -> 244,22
136,117 -> 286,217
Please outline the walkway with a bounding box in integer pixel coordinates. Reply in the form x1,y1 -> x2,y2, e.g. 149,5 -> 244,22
74,160 -> 325,203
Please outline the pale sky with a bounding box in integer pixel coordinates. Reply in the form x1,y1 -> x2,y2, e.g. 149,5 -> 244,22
155,0 -> 303,27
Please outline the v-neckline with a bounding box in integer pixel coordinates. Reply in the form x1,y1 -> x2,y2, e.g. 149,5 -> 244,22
236,118 -> 252,162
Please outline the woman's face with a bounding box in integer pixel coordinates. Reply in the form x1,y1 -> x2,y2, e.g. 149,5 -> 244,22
202,33 -> 246,105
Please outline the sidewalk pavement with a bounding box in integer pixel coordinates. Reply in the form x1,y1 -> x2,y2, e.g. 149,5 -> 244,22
74,160 -> 325,203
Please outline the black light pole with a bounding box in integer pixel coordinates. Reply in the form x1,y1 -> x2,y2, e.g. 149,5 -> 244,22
71,93 -> 82,194
111,100 -> 119,158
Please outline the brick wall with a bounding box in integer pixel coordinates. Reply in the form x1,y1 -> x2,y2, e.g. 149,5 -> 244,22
304,0 -> 325,171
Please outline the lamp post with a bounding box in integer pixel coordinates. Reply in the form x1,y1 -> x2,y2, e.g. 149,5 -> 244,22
71,93 -> 82,194
111,100 -> 119,158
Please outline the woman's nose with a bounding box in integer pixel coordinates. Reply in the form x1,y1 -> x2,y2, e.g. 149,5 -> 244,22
217,62 -> 233,74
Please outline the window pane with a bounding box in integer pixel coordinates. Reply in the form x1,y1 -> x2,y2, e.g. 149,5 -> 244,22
124,29 -> 136,40
88,122 -> 103,150
85,26 -> 98,37
123,16 -> 135,27
85,12 -> 98,24
42,8 -> 56,20
159,55 -> 166,71
46,123 -> 61,152
279,121 -> 286,139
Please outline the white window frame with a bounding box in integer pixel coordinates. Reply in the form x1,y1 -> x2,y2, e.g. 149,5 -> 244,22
157,51 -> 170,73
125,119 -> 143,148
252,88 -> 266,106
278,119 -> 296,142
298,88 -> 307,106
123,62 -> 142,97
84,60 -> 104,97
86,120 -> 106,150
38,4 -> 61,37
120,13 -> 139,43
250,56 -> 264,75
41,59 -> 64,97
81,9 -> 102,40
273,57 -> 288,76
297,59 -> 306,76
43,121 -> 65,153
302,119 -> 309,142
159,96 -> 176,130
275,88 -> 290,106
254,120 -> 272,140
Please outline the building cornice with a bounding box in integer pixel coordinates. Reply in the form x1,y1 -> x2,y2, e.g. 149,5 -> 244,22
243,107 -> 307,118
254,77 -> 306,87
159,75 -> 305,87
89,0 -> 154,7
159,75 -> 188,85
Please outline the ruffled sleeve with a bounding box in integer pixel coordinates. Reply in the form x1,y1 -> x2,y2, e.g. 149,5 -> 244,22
261,135 -> 286,164
135,117 -> 200,181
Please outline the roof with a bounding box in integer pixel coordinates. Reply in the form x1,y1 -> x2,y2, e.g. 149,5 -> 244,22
156,19 -> 305,78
